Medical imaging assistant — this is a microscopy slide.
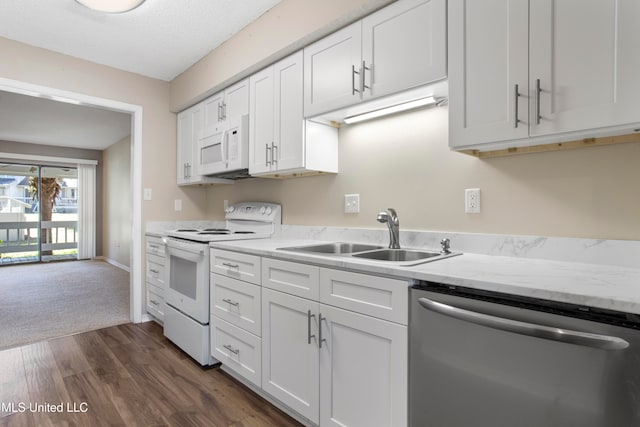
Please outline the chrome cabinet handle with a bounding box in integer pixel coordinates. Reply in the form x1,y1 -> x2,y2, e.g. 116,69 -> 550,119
514,84 -> 521,128
318,313 -> 327,348
535,78 -> 542,125
265,144 -> 271,166
351,65 -> 360,95
149,244 -> 159,249
149,299 -> 159,306
149,269 -> 159,274
222,262 -> 240,269
223,344 -> 239,355
222,298 -> 239,307
361,60 -> 370,93
418,297 -> 629,350
307,310 -> 316,344
217,103 -> 222,122
271,142 -> 277,164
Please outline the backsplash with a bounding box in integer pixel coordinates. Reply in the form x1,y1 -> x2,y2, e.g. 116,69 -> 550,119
146,221 -> 639,268
279,225 -> 640,269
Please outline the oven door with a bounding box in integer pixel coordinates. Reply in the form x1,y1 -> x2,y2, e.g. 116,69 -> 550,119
165,238 -> 210,324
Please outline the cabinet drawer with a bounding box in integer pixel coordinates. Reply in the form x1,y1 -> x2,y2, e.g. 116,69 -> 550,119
146,254 -> 166,288
211,274 -> 261,336
211,317 -> 262,388
211,249 -> 261,285
262,258 -> 320,300
146,236 -> 166,257
146,287 -> 164,321
319,268 -> 408,325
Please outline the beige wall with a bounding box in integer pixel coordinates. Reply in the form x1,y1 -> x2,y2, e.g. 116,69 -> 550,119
102,136 -> 131,267
205,107 -> 640,240
0,37 -> 208,225
171,0 -> 394,111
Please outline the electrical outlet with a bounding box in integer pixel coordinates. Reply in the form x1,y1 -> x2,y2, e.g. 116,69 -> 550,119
465,188 -> 481,213
344,194 -> 360,213
174,199 -> 182,211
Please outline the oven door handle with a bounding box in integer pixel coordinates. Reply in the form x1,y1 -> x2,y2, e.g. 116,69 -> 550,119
167,239 -> 205,255
417,297 -> 629,350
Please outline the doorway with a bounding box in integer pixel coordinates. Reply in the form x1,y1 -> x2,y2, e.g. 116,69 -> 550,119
0,76 -> 144,323
0,162 -> 79,265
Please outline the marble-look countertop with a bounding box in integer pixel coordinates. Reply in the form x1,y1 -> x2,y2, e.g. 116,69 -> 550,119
209,237 -> 640,315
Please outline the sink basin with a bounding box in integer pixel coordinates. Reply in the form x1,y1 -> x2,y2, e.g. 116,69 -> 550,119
278,242 -> 384,255
352,248 -> 461,265
352,249 -> 441,262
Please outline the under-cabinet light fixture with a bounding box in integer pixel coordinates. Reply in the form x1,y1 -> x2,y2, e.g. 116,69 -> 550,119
343,96 -> 439,124
75,0 -> 145,13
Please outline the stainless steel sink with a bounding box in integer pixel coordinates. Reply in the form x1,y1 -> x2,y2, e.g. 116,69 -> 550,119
352,249 -> 441,261
277,242 -> 384,255
277,242 -> 462,266
352,248 -> 461,265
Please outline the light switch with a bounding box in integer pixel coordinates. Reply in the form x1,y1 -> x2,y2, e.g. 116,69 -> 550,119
143,188 -> 152,201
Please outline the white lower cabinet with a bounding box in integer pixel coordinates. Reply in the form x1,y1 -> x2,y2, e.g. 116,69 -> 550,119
319,304 -> 407,427
211,317 -> 262,387
261,265 -> 408,427
262,288 -> 320,423
145,235 -> 166,323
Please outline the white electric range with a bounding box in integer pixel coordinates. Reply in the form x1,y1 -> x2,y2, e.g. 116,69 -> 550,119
164,202 -> 281,365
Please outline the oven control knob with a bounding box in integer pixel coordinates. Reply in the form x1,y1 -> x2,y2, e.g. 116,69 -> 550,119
260,206 -> 266,215
226,206 -> 235,213
265,206 -> 272,215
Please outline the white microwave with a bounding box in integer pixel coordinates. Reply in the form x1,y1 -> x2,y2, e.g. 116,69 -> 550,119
197,114 -> 249,178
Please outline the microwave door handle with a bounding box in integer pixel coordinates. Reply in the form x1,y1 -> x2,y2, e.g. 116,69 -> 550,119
221,129 -> 228,168
417,297 -> 629,350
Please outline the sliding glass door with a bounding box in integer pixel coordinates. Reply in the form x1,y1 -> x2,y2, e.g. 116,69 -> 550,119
0,163 -> 78,265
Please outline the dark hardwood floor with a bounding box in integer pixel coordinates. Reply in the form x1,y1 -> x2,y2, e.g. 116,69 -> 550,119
0,322 -> 303,427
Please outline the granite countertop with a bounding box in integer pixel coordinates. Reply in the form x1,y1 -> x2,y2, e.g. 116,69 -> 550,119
210,237 -> 640,315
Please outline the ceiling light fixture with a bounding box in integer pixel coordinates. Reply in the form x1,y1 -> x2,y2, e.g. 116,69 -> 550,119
75,0 -> 145,13
343,96 -> 440,125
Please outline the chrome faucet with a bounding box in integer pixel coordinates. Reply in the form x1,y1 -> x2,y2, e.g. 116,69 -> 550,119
377,208 -> 400,249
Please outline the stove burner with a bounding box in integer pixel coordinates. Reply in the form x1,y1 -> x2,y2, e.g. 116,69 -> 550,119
197,231 -> 231,235
176,229 -> 198,232
233,231 -> 255,234
202,228 -> 230,232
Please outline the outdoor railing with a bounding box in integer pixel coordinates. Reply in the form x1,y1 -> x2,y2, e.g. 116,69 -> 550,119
0,221 -> 78,254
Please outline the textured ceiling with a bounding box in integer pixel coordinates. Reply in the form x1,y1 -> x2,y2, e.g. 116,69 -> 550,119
0,0 -> 281,81
0,0 -> 281,150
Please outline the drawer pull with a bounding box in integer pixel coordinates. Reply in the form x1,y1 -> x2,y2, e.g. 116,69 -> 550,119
149,269 -> 159,274
223,344 -> 240,355
222,298 -> 239,307
149,244 -> 159,249
222,262 -> 240,269
149,299 -> 159,306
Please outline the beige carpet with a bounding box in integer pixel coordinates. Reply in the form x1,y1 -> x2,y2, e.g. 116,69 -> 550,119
0,259 -> 130,350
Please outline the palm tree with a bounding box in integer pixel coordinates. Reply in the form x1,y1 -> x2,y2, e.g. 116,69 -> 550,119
28,177 -> 62,256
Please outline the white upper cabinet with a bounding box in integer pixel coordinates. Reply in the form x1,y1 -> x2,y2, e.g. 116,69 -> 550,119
449,0 -> 640,150
250,51 -> 338,177
304,0 -> 446,118
448,0 -> 529,147
361,0 -> 447,100
529,0 -> 640,137
304,23 -> 362,118
203,79 -> 249,127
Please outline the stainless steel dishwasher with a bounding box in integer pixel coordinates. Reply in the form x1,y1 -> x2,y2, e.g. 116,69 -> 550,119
409,282 -> 640,427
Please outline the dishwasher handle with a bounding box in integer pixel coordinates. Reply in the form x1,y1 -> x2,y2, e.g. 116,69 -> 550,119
418,297 -> 629,350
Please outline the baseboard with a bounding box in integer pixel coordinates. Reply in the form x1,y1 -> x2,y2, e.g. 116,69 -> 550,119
97,256 -> 131,273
